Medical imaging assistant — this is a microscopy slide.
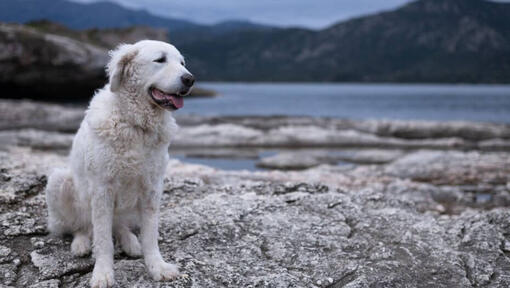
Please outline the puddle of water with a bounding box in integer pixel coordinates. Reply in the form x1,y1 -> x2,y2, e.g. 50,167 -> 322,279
172,148 -> 358,171
475,193 -> 493,204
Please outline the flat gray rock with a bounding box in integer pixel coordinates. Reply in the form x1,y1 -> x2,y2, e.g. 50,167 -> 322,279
0,146 -> 509,287
2,100 -> 510,151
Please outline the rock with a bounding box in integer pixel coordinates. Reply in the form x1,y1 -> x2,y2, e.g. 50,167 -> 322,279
0,23 -> 108,100
0,100 -> 84,132
256,152 -> 332,170
1,101 -> 510,286
333,149 -> 405,164
28,279 -> 60,288
256,149 -> 404,170
0,129 -> 74,150
0,22 -> 217,103
1,100 -> 510,152
0,144 -> 509,287
26,20 -> 169,50
385,150 -> 510,185
30,250 -> 94,281
479,138 -> 510,151
353,119 -> 510,141
177,147 -> 260,159
0,245 -> 11,259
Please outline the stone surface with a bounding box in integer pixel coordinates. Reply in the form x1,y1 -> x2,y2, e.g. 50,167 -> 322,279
0,100 -> 84,132
256,149 -> 406,170
256,151 -> 332,170
1,100 -> 510,287
0,23 -> 108,100
0,144 -> 509,287
2,100 -> 510,151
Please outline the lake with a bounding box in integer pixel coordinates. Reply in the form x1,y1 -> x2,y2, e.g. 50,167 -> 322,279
179,83 -> 510,123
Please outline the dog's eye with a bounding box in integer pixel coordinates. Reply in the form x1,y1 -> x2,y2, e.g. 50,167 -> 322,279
154,56 -> 166,63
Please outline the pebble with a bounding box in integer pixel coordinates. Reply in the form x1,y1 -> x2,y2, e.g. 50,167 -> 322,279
34,241 -> 45,249
502,241 -> 510,252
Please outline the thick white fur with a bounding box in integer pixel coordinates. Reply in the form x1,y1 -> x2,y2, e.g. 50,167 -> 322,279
45,40 -> 192,288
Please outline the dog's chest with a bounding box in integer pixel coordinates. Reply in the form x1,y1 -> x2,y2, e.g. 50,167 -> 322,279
110,129 -> 168,175
108,132 -> 169,210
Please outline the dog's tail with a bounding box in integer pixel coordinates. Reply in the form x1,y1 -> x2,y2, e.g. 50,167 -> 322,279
45,168 -> 78,235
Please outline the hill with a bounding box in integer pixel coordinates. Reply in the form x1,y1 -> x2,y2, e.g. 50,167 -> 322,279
0,0 -> 197,31
1,0 -> 510,83
176,0 -> 510,83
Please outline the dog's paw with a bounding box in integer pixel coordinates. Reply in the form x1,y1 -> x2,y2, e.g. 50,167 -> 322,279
71,235 -> 91,257
90,265 -> 114,288
147,260 -> 179,281
120,233 -> 142,258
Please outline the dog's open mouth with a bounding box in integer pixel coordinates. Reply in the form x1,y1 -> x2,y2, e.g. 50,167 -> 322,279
149,87 -> 183,110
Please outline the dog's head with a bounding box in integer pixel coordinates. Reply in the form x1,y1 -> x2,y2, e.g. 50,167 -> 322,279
107,40 -> 194,111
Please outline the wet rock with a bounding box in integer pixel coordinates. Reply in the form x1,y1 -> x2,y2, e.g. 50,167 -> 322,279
256,152 -> 330,170
256,149 -> 404,170
0,129 -> 74,150
0,100 -> 84,132
333,149 -> 405,164
177,147 -> 260,159
385,151 -> 510,185
353,119 -> 510,141
2,100 -> 510,152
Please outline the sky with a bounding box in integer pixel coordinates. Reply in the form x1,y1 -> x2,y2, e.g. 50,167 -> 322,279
71,0 -> 510,29
69,0 -> 423,29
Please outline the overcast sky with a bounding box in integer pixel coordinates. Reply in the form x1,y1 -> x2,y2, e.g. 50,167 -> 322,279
71,0 -> 510,29
68,0 -> 418,29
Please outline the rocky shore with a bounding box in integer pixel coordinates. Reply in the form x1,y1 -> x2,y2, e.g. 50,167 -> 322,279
1,100 -> 510,287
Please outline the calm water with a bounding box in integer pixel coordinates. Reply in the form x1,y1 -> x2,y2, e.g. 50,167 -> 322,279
179,83 -> 510,123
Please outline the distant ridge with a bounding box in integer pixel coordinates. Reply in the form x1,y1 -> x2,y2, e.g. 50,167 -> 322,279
0,0 -> 198,31
176,0 -> 510,83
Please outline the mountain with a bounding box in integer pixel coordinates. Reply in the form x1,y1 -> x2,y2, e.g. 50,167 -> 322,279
0,0 -> 198,31
177,0 -> 510,83
1,0 -> 510,83
170,20 -> 277,45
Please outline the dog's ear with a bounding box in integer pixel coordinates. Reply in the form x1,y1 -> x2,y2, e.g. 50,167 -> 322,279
107,44 -> 139,92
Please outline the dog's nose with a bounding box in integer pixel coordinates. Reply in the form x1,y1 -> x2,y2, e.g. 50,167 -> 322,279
181,73 -> 195,87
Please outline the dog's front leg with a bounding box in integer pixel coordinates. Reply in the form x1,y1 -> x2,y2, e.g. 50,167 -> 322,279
140,192 -> 179,281
90,186 -> 115,288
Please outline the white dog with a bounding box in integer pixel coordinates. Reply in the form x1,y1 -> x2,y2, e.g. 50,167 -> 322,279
45,40 -> 194,288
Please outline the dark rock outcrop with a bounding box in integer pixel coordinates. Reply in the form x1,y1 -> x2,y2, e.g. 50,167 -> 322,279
0,23 -> 214,102
0,23 -> 107,101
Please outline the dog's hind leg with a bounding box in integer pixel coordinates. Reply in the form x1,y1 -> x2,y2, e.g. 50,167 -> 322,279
71,230 -> 92,257
114,220 -> 142,258
45,168 -> 78,235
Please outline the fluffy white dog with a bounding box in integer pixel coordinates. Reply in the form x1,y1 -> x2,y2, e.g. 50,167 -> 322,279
45,40 -> 194,288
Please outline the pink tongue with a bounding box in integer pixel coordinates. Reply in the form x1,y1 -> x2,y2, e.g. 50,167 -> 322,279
170,95 -> 183,108
153,89 -> 166,100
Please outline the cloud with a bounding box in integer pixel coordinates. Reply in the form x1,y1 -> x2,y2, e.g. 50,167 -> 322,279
71,0 -> 412,28
71,0 -> 510,28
